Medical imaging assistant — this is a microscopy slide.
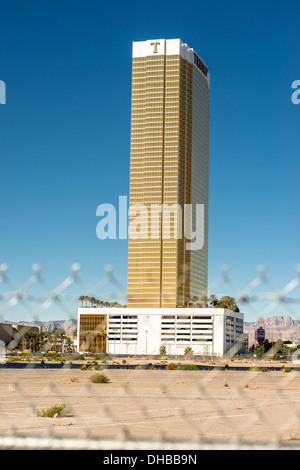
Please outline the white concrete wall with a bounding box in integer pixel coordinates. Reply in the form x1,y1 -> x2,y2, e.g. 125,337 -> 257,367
212,312 -> 225,356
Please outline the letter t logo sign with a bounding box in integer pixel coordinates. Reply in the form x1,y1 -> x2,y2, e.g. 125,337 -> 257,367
151,42 -> 160,53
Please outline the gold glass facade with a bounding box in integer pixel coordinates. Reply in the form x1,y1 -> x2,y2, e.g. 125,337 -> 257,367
127,41 -> 210,308
79,313 -> 107,353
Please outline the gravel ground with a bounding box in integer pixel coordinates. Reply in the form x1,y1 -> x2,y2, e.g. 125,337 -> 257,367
0,367 -> 300,446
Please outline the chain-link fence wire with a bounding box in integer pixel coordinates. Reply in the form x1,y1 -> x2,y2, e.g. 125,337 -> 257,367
0,263 -> 300,450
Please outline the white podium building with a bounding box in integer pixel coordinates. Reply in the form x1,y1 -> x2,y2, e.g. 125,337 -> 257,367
77,308 -> 243,357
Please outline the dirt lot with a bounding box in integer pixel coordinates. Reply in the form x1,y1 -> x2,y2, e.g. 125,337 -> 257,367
0,366 -> 300,446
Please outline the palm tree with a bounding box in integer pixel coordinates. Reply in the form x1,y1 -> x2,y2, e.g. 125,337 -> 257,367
219,296 -> 231,309
192,296 -> 199,308
89,297 -> 97,308
31,332 -> 39,352
42,331 -> 51,352
185,295 -> 191,307
22,330 -> 33,351
209,294 -> 218,307
78,295 -> 85,307
218,295 -> 239,311
224,296 -> 231,308
37,330 -> 47,351
65,336 -> 73,353
23,330 -> 40,352
51,327 -> 65,352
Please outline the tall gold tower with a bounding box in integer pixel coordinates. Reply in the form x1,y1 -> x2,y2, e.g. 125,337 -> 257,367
127,39 -> 210,308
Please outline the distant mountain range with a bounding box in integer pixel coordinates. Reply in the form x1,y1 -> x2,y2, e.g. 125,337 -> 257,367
3,315 -> 300,343
244,316 -> 300,344
2,319 -> 77,336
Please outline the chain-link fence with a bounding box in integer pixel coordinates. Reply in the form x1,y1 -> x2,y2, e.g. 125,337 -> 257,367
0,263 -> 300,450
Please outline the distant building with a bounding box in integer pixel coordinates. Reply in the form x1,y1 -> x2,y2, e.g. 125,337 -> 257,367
0,323 -> 14,347
79,40 -> 244,358
255,327 -> 265,345
242,333 -> 249,352
0,323 -> 39,350
78,307 -> 244,357
127,38 -> 210,308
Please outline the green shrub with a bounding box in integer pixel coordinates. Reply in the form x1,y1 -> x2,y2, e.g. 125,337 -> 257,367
37,403 -> 67,418
88,364 -> 102,370
282,367 -> 292,373
184,347 -> 194,356
67,353 -> 85,361
261,367 -> 269,372
255,346 -> 265,359
159,345 -> 166,355
122,359 -> 126,364
183,364 -> 198,370
89,373 -> 109,383
80,365 -> 87,370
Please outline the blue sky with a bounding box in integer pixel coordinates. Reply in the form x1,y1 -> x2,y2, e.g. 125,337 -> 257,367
0,0 -> 299,322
